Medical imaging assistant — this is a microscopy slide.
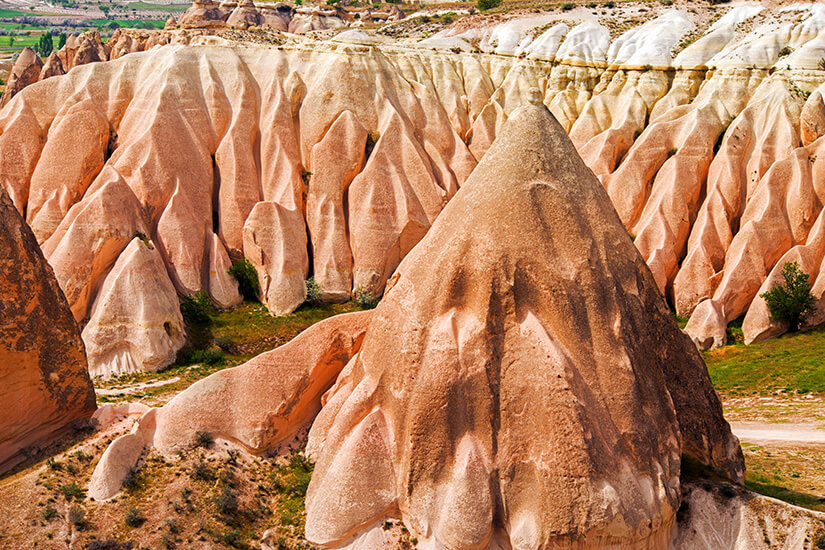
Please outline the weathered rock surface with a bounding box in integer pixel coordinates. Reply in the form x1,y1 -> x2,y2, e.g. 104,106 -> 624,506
6,3 -> 825,375
0,47 -> 43,109
0,185 -> 96,474
88,310 -> 371,500
82,237 -> 185,379
304,98 -> 743,548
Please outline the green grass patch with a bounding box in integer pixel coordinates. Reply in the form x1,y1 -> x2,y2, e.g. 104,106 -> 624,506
127,1 -> 189,11
704,327 -> 825,396
95,299 -> 365,404
746,475 -> 825,512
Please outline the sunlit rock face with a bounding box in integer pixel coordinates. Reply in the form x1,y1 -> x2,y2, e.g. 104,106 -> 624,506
0,184 -> 96,474
4,2 -> 825,373
304,98 -> 743,550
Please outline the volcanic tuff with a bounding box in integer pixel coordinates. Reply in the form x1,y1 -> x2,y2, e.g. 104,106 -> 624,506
0,184 -> 96,474
303,96 -> 743,549
88,97 -> 745,549
4,3 -> 825,375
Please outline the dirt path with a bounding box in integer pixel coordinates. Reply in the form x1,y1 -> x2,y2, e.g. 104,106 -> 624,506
731,422 -> 825,444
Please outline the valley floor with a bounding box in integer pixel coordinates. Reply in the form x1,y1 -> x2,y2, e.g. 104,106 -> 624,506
1,306 -> 824,548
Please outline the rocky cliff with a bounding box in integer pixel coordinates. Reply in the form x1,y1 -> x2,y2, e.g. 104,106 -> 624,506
87,97 -> 746,549
4,3 -> 825,375
0,183 -> 97,474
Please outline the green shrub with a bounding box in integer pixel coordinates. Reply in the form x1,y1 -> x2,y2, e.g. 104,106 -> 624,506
220,530 -> 243,548
354,286 -> 380,309
177,347 -> 225,366
228,259 -> 260,301
476,0 -> 500,11
191,459 -> 214,481
180,291 -> 213,324
41,504 -> 58,521
125,506 -> 145,528
59,482 -> 85,501
215,485 -> 238,516
305,278 -> 322,305
760,261 -> 817,332
560,2 -> 574,10
68,506 -> 86,527
193,430 -> 214,449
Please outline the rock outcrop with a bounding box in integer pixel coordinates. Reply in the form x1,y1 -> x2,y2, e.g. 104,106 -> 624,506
88,310 -> 371,500
304,97 -> 743,548
0,185 -> 96,474
6,4 -> 825,375
0,47 -> 43,109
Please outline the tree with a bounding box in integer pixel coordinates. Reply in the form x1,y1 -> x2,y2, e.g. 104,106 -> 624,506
35,33 -> 53,57
760,261 -> 817,332
58,32 -> 67,49
477,0 -> 500,10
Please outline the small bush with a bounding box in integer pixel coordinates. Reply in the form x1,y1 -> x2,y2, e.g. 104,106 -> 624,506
193,430 -> 214,449
354,286 -> 379,309
667,147 -> 678,157
47,457 -> 61,471
778,46 -> 792,57
603,0 -> 614,7
124,506 -> 145,528
41,504 -> 58,521
760,261 -> 817,332
184,348 -> 225,366
476,0 -> 500,11
305,278 -> 322,305
560,2 -> 574,10
229,258 -> 260,301
166,518 -> 181,534
73,450 -> 91,462
659,0 -> 672,4
68,506 -> 86,527
122,467 -> 141,491
215,485 -> 239,516
215,336 -> 234,351
180,291 -> 213,324
191,459 -> 214,481
59,482 -> 85,501
220,530 -> 243,548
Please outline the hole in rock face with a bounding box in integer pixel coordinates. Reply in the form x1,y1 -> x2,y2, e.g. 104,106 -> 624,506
163,321 -> 173,336
365,130 -> 380,160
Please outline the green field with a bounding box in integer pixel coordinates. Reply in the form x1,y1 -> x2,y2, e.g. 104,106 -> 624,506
127,1 -> 189,11
704,327 -> 825,396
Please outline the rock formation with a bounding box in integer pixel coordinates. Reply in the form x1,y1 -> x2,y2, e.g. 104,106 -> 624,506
0,47 -> 43,109
88,310 -> 371,500
304,97 -> 743,548
0,185 -> 96,474
5,4 -> 825,375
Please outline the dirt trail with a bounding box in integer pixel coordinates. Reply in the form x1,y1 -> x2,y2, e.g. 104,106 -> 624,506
731,422 -> 825,444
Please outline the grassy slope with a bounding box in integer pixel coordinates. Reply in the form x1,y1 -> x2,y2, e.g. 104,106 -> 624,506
704,327 -> 825,396
702,326 -> 825,512
95,300 -> 366,405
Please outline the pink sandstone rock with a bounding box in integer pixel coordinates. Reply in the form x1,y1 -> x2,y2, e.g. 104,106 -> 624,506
42,171 -> 149,323
0,184 -> 96,474
0,47 -> 42,109
307,110 -> 367,302
82,237 -> 186,378
88,311 -> 371,500
305,97 -> 743,548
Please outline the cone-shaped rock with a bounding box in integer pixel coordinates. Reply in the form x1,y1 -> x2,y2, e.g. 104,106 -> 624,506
0,185 -> 96,473
305,94 -> 744,548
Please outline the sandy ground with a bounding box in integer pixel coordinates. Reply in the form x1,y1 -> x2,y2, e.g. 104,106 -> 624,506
731,422 -> 825,444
